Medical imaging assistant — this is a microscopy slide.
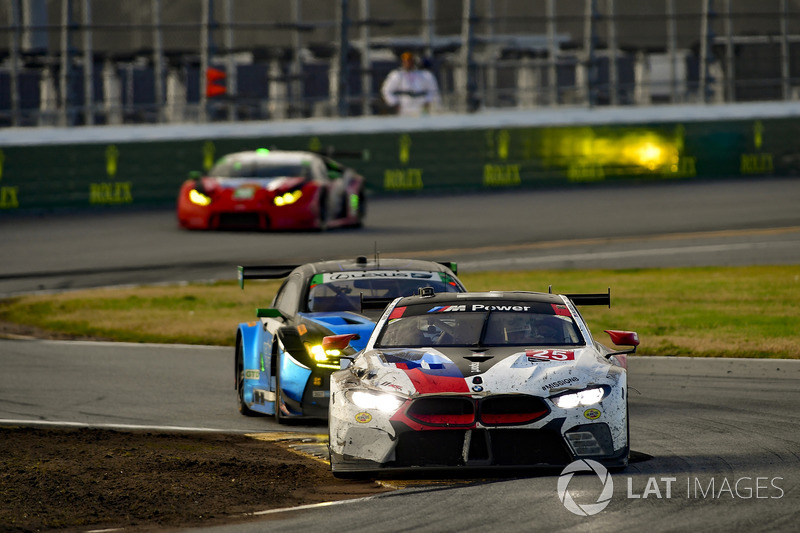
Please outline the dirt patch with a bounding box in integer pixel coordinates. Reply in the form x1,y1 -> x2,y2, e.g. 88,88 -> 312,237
0,427 -> 393,532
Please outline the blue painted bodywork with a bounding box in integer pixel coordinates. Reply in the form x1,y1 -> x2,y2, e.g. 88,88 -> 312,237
237,311 -> 376,418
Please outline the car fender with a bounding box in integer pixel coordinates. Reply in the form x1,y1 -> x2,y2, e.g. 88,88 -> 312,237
274,326 -> 313,403
238,322 -> 273,389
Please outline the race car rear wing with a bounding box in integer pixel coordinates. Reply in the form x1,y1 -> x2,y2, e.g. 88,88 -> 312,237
559,287 -> 612,308
237,265 -> 299,289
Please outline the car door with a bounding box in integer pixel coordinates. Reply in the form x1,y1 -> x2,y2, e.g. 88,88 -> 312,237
265,273 -> 304,391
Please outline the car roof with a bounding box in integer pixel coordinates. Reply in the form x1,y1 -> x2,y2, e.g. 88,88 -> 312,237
394,290 -> 566,307
219,149 -> 318,165
295,257 -> 459,276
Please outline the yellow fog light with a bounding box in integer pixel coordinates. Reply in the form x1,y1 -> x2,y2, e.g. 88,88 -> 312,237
189,189 -> 211,206
274,190 -> 302,206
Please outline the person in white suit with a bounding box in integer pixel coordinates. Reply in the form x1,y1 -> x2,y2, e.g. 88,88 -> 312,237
380,52 -> 441,116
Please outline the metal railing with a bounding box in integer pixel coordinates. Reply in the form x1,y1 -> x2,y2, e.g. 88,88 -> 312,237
1,0 -> 799,128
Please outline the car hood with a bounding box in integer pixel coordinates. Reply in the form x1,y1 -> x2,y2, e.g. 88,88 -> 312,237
349,346 -> 621,397
205,176 -> 305,191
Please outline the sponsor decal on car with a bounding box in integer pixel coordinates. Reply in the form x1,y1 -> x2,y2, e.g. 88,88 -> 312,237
527,349 -> 576,362
428,305 -> 467,313
429,304 -> 533,312
541,377 -> 580,391
320,271 -> 436,282
233,187 -> 256,199
245,370 -> 260,379
355,412 -> 372,423
584,408 -> 602,420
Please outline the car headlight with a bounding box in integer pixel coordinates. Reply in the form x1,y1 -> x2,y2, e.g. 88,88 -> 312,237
304,342 -> 341,370
189,189 -> 211,206
350,391 -> 404,413
552,387 -> 606,409
274,190 -> 302,206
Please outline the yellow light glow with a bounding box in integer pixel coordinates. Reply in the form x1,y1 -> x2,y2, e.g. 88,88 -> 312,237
274,190 -> 302,207
636,142 -> 665,169
539,127 -> 682,173
189,189 -> 211,206
308,344 -> 327,361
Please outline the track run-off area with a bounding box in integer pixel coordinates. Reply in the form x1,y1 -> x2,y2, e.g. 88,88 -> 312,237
1,177 -> 799,531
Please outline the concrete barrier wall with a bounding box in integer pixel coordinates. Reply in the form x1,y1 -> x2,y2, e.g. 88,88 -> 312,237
1,102 -> 799,213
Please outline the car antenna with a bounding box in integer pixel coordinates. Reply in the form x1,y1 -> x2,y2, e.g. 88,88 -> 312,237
374,241 -> 379,267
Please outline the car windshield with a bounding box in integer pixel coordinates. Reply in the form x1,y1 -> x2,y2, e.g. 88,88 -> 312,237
375,301 -> 585,348
305,270 -> 462,315
210,159 -> 308,179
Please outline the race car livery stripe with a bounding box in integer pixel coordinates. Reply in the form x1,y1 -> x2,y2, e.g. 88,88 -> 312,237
389,306 -> 407,320
552,304 -> 572,317
394,361 -> 446,370
403,368 -> 470,394
427,305 -> 462,313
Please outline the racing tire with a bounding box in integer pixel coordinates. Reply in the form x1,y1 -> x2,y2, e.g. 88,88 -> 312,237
236,342 -> 258,417
275,364 -> 289,425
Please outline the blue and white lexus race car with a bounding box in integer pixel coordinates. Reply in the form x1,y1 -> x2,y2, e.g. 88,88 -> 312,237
235,257 -> 466,423
328,289 -> 639,476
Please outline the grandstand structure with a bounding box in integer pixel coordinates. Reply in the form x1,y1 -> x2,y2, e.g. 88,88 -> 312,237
1,0 -> 799,128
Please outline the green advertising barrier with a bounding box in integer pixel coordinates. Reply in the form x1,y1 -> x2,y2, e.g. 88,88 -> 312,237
0,107 -> 795,213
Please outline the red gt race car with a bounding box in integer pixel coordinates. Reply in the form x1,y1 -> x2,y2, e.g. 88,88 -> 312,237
177,148 -> 366,231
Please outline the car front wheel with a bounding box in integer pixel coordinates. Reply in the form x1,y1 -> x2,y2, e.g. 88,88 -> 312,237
236,342 -> 257,416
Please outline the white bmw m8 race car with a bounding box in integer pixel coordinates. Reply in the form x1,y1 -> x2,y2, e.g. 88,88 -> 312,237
327,289 -> 639,478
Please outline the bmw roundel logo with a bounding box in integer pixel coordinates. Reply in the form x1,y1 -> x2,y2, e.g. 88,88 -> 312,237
472,385 -> 484,392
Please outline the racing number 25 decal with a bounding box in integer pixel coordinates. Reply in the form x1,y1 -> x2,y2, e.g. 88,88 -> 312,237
526,349 -> 575,362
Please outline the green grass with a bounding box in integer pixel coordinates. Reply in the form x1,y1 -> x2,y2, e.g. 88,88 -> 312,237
1,266 -> 799,358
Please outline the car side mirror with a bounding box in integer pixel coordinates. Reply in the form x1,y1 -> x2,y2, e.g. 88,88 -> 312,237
604,330 -> 639,354
603,330 -> 640,369
256,308 -> 284,319
322,333 -> 360,352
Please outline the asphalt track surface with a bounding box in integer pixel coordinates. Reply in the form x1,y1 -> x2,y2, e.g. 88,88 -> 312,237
1,177 -> 800,531
2,342 -> 798,532
1,177 -> 800,296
